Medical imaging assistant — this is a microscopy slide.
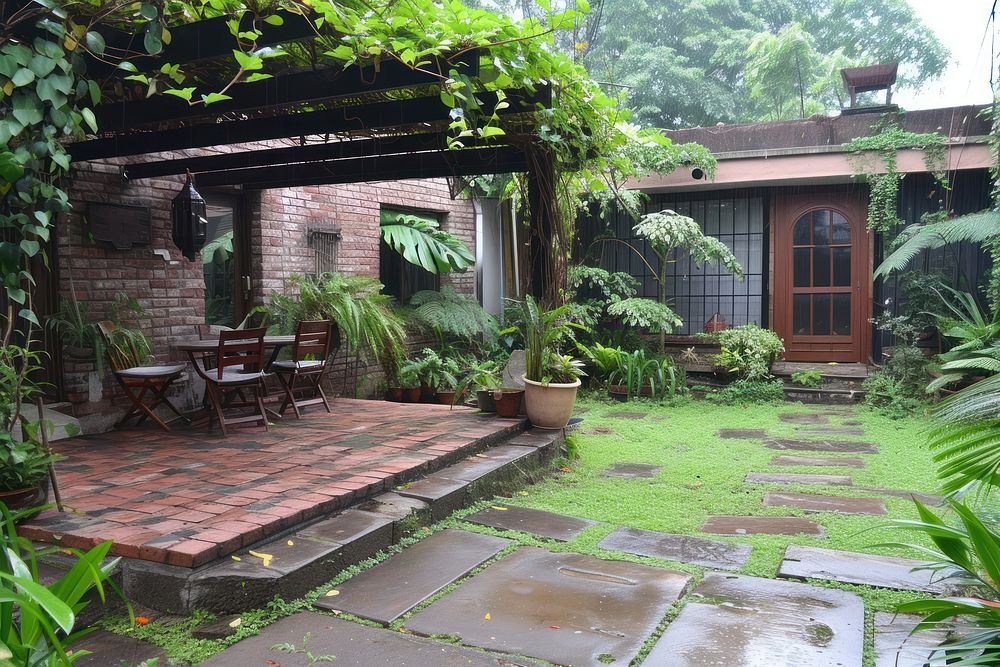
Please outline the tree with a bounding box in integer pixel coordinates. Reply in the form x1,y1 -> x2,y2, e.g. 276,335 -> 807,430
744,23 -> 821,120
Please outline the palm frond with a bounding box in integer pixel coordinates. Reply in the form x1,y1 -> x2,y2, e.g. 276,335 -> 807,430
875,210 -> 1000,278
379,214 -> 474,274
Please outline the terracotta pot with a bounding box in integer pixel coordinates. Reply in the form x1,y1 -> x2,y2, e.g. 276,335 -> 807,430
476,389 -> 497,412
522,375 -> 581,429
385,387 -> 404,402
437,390 -> 457,405
0,478 -> 49,512
608,386 -> 629,402
402,387 -> 422,403
420,384 -> 435,401
494,389 -> 525,418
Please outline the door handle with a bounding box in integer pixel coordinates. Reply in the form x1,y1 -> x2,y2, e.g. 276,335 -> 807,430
243,275 -> 251,292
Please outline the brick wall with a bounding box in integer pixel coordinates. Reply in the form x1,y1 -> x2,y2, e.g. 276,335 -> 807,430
56,150 -> 476,432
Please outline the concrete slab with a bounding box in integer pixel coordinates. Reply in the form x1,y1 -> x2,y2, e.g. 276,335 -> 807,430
601,463 -> 662,479
779,413 -> 831,425
764,492 -> 887,515
605,411 -> 648,420
779,545 -> 948,593
798,427 -> 866,436
701,516 -> 825,537
874,612 -> 960,667
464,505 -> 597,541
717,429 -> 768,439
314,529 -> 511,624
396,476 -> 470,519
770,455 -> 866,468
766,438 -> 878,453
405,546 -> 692,666
68,630 -> 168,666
644,573 -> 864,666
443,445 -> 536,483
746,472 -> 853,486
202,612 -> 543,666
598,526 -> 751,570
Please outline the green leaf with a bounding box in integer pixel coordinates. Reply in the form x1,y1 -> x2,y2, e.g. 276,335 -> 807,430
84,31 -> 106,55
117,61 -> 138,72
19,308 -> 39,326
233,50 -> 263,71
124,74 -> 149,84
324,45 -> 354,61
28,55 -> 56,78
144,29 -> 162,55
6,287 -> 26,304
244,72 -> 272,83
163,87 -> 196,101
202,92 -> 233,106
88,79 -> 100,106
81,107 -> 97,133
140,3 -> 158,19
20,239 -> 39,257
263,14 -> 284,26
11,68 -> 34,87
480,125 -> 505,138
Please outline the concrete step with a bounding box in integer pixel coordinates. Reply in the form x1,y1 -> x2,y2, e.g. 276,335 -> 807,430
119,428 -> 564,614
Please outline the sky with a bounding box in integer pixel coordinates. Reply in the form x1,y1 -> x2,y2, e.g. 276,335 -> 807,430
895,0 -> 996,109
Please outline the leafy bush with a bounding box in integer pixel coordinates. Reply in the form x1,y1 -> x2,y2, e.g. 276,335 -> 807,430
402,288 -> 498,345
606,297 -> 682,333
566,266 -> 639,332
863,346 -> 929,417
707,378 -> 785,405
401,348 -> 461,391
504,295 -> 586,384
709,324 -> 784,380
790,369 -> 822,388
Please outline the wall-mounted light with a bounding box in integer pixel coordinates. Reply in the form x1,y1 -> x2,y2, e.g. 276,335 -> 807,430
171,173 -> 207,261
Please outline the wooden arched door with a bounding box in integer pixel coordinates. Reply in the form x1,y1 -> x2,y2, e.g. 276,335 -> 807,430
773,190 -> 870,362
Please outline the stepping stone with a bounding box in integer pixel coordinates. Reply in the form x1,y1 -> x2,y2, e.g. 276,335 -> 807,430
766,438 -> 878,453
764,491 -> 887,515
844,420 -> 862,426
644,573 -> 864,666
717,428 -> 768,439
701,516 -> 825,537
314,529 -> 511,624
798,427 -> 866,436
202,612 -> 543,666
465,505 -> 597,541
779,413 -> 830,425
605,411 -> 647,420
601,463 -> 662,479
770,455 -> 865,468
68,630 -> 168,666
404,546 -> 691,666
396,476 -> 469,519
874,612 -> 960,667
443,445 -> 535,483
856,486 -> 943,506
598,526 -> 751,570
779,545 -> 948,593
746,472 -> 853,486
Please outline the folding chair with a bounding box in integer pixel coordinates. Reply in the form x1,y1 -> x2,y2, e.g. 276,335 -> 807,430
203,327 -> 270,436
98,321 -> 188,431
271,320 -> 333,419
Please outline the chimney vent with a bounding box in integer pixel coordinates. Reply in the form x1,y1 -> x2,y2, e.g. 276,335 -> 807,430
840,63 -> 898,115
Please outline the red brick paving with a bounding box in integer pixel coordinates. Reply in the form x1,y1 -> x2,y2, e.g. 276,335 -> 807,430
21,399 -> 522,568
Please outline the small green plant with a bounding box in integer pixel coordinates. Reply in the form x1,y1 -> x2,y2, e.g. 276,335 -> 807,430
709,324 -> 784,380
863,346 -> 929,417
402,348 -> 461,391
563,433 -> 581,460
790,369 -> 823,388
504,295 -> 587,384
271,632 -> 335,665
707,378 -> 785,405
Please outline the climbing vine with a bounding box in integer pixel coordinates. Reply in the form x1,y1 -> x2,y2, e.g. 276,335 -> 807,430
845,115 -> 948,233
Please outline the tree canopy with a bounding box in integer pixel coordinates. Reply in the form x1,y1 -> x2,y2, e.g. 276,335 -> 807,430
475,0 -> 949,127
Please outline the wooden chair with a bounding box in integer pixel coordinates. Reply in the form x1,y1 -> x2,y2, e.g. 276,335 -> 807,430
204,327 -> 270,436
271,320 -> 333,419
97,321 -> 188,431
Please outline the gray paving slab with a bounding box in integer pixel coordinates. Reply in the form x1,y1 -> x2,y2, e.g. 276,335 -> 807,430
598,526 -> 751,570
746,472 -> 853,486
779,413 -> 831,425
717,428 -> 768,439
396,475 -> 468,503
874,612 -> 961,667
314,529 -> 511,623
798,427 -> 866,436
465,505 -> 597,541
601,463 -> 662,478
644,572 -> 864,666
605,411 -> 648,420
779,545 -> 948,593
770,455 -> 866,468
701,515 -> 825,536
202,612 -> 543,666
405,546 -> 692,666
68,630 -> 168,667
766,438 -> 878,453
443,445 -> 536,483
764,491 -> 887,515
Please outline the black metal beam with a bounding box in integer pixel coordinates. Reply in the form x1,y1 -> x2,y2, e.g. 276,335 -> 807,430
189,147 -> 527,189
123,133 -> 500,180
69,85 -> 550,162
95,55 -> 478,131
89,10 -> 318,74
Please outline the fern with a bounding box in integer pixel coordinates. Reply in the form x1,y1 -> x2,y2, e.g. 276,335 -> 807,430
875,210 -> 1000,278
405,288 -> 498,342
607,297 -> 681,332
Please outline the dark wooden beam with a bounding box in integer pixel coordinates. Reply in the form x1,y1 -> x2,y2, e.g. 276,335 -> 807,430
95,55 -> 478,131
188,147 -> 527,189
123,133 -> 499,180
70,85 -> 550,162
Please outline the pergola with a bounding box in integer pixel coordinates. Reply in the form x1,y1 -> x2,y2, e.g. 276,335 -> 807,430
25,5 -> 559,293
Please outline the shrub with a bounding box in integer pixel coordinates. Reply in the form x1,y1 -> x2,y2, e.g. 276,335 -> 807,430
707,378 -> 785,405
863,345 -> 929,417
710,324 -> 784,380
790,369 -> 822,388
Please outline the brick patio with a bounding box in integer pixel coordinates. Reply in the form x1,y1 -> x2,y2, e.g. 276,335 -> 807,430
20,399 -> 524,568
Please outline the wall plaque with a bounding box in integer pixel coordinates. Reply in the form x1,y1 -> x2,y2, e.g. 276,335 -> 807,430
87,202 -> 152,250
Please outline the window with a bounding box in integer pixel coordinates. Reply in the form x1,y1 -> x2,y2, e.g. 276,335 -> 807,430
379,207 -> 439,302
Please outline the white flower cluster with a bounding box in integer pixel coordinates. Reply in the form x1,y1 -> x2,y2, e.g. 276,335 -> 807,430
633,209 -> 702,250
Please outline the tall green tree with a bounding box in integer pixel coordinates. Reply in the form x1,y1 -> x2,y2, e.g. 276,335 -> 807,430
745,23 -> 821,120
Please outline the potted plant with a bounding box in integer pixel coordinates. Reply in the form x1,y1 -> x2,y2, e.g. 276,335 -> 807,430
608,349 -> 661,401
407,348 -> 460,402
509,296 -> 586,429
493,387 -> 525,418
382,347 -> 406,402
398,366 -> 423,403
455,360 -> 503,411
